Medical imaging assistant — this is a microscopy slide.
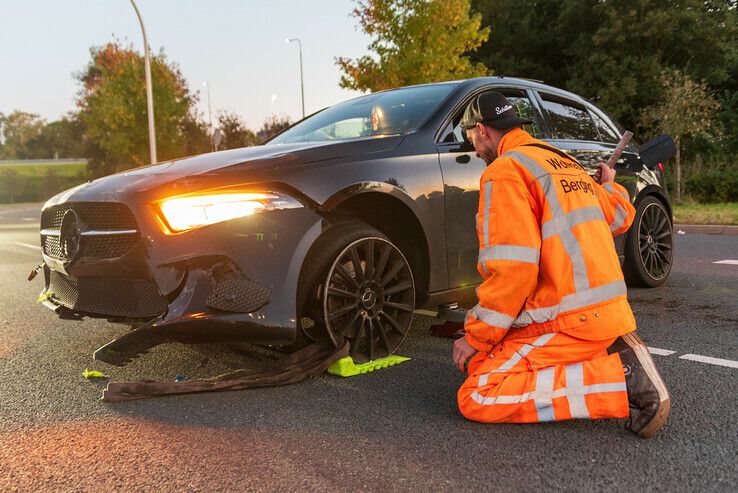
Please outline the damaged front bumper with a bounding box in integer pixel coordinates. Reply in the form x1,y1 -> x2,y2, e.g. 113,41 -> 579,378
37,201 -> 325,366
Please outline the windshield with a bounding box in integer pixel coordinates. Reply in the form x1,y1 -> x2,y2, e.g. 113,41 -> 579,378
268,83 -> 458,145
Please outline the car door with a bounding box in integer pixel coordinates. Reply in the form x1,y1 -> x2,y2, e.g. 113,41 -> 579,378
436,86 -> 546,288
531,90 -> 639,255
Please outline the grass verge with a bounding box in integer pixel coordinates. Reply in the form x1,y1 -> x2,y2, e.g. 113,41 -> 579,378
0,162 -> 87,178
673,202 -> 738,225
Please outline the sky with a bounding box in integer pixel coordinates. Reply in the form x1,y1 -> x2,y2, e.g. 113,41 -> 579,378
0,0 -> 372,129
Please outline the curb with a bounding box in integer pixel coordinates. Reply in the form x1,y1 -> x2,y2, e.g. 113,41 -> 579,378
674,224 -> 738,236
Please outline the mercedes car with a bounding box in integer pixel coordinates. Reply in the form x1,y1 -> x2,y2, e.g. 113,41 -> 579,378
34,77 -> 675,365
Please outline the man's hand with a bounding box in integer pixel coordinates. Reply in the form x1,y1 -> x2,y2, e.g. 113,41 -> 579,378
592,162 -> 616,184
453,337 -> 478,373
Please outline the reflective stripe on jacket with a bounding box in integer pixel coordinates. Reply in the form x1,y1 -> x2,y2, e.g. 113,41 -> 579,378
464,128 -> 637,353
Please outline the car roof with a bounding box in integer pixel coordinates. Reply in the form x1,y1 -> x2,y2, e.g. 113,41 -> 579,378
452,76 -> 592,105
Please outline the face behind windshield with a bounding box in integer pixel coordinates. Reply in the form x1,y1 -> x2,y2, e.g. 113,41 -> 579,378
268,83 -> 458,145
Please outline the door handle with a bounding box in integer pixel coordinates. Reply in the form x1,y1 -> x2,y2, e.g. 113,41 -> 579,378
455,154 -> 471,164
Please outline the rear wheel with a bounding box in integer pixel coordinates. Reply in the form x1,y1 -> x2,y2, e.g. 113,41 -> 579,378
623,196 -> 674,288
295,221 -> 415,362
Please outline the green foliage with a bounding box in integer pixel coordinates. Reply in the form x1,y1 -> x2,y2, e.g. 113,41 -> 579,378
0,162 -> 87,177
217,111 -> 257,150
0,113 -> 85,160
76,42 -> 199,177
640,70 -> 722,201
470,0 -> 738,192
0,169 -> 22,203
0,164 -> 88,204
257,115 -> 292,142
179,117 -> 211,157
0,111 -> 45,159
472,0 -> 737,130
337,0 -> 490,91
32,116 -> 86,159
684,169 -> 738,203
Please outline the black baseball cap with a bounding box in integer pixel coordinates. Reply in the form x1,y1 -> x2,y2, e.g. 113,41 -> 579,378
461,92 -> 533,130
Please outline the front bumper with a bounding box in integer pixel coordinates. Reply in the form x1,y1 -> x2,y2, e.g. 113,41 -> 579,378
39,200 -> 325,363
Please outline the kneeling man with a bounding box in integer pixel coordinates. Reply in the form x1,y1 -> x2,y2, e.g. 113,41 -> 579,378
453,93 -> 670,438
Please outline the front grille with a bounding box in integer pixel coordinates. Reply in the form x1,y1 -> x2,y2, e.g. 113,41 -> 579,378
41,202 -> 140,260
82,235 -> 139,259
49,271 -> 166,319
41,202 -> 137,230
43,235 -> 61,258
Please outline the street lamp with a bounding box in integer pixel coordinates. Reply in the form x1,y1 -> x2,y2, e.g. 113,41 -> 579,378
129,0 -> 157,164
285,38 -> 305,119
270,94 -> 278,115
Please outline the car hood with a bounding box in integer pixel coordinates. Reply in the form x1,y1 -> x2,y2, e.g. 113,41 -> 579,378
44,136 -> 405,207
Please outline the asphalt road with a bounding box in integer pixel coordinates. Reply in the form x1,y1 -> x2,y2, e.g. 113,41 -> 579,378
1,204 -> 736,492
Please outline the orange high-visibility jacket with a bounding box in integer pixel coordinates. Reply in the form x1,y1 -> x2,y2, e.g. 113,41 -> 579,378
464,128 -> 637,353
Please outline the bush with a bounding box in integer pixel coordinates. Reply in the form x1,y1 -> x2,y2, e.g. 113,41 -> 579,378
0,171 -> 87,204
684,169 -> 738,203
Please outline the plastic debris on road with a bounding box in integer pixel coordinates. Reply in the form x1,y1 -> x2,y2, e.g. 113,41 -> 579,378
37,290 -> 54,303
677,230 -> 686,235
327,355 -> 411,377
83,368 -> 109,380
174,375 -> 187,382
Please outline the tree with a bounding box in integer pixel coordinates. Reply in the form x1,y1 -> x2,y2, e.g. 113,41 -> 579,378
28,116 -> 85,159
257,115 -> 292,142
216,111 -> 257,150
336,0 -> 490,92
179,116 -> 211,157
470,0 -> 738,142
640,71 -> 721,202
76,42 -> 200,176
0,111 -> 45,159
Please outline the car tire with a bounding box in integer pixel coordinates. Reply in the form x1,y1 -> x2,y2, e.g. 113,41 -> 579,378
292,220 -> 416,362
623,196 -> 674,288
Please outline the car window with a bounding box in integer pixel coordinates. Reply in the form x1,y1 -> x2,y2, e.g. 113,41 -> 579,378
589,110 -> 620,144
440,89 -> 541,143
268,83 -> 458,144
540,94 -> 600,141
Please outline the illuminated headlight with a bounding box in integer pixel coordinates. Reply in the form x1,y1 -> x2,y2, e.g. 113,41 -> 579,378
157,192 -> 301,233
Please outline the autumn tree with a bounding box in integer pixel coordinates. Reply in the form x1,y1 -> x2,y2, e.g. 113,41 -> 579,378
641,71 -> 721,202
217,111 -> 257,150
76,42 -> 200,176
336,0 -> 490,92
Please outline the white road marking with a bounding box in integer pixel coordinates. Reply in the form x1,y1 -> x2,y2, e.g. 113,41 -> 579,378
0,241 -> 42,251
713,259 -> 738,265
647,347 -> 676,356
419,311 -> 738,369
678,354 -> 738,369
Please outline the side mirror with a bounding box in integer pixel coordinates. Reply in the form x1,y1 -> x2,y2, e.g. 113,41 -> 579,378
639,134 -> 676,170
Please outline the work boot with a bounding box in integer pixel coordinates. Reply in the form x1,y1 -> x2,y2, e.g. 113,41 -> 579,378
607,332 -> 670,438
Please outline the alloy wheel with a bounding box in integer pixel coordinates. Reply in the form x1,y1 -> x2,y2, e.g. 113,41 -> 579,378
637,202 -> 673,281
322,237 -> 415,363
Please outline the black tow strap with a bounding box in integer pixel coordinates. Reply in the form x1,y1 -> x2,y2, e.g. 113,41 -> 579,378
102,342 -> 349,402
